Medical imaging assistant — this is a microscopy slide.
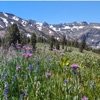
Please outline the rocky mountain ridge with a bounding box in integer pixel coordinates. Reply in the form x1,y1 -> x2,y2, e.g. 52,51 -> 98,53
0,12 -> 100,49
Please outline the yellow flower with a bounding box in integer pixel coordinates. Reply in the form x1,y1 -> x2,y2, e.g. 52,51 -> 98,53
60,56 -> 70,66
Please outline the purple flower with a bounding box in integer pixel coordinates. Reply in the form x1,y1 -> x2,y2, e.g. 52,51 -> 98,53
16,43 -> 22,49
81,97 -> 88,100
21,92 -> 25,96
64,80 -> 67,84
46,57 -> 50,61
29,64 -> 32,71
23,53 -> 32,58
4,73 -> 8,80
34,65 -> 39,73
16,65 -> 21,70
24,75 -> 27,79
36,60 -> 40,65
71,64 -> 79,69
3,85 -> 9,98
90,81 -> 94,88
45,72 -> 51,78
20,92 -> 25,100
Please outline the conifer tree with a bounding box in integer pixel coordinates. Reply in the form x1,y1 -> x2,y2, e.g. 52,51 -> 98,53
56,41 -> 60,50
61,34 -> 66,49
79,39 -> 86,53
5,23 -> 20,47
31,33 -> 37,50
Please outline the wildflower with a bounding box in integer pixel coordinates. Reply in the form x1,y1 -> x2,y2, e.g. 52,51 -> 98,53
3,84 -> 9,100
4,73 -> 8,80
45,72 -> 51,78
25,46 -> 33,50
81,97 -> 88,100
24,75 -> 27,80
23,53 -> 32,58
64,80 -> 67,84
29,64 -> 32,71
34,65 -> 39,73
16,43 -> 22,49
60,52 -> 65,56
46,57 -> 50,61
36,60 -> 40,65
16,65 -> 21,70
71,64 -> 79,69
90,81 -> 94,88
53,48 -> 57,52
21,92 -> 25,96
20,92 -> 25,100
71,64 -> 79,75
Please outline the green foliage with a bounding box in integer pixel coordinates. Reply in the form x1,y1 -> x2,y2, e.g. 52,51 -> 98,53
49,35 -> 55,50
5,23 -> 21,47
61,34 -> 66,49
31,33 -> 37,50
79,39 -> 86,53
56,42 -> 60,50
0,49 -> 100,99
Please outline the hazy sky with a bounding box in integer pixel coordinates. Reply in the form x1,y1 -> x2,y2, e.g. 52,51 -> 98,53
0,1 -> 100,24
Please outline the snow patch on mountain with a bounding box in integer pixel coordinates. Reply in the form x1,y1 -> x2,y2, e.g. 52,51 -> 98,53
63,26 -> 71,29
37,26 -> 42,31
36,22 -> 43,31
50,25 -> 53,28
11,22 -> 14,25
36,22 -> 43,26
0,17 -> 8,27
3,13 -> 8,17
0,25 -> 3,28
12,16 -> 19,21
49,30 -> 53,35
27,34 -> 31,38
79,26 -> 84,28
22,20 -> 27,26
93,26 -> 100,29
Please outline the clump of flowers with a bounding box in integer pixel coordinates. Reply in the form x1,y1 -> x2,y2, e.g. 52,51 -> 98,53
71,64 -> 79,75
64,79 -> 67,84
16,65 -> 21,70
45,72 -> 51,78
81,97 -> 88,100
23,53 -> 32,58
71,64 -> 79,69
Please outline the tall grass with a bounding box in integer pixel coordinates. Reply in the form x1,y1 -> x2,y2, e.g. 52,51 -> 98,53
0,46 -> 100,100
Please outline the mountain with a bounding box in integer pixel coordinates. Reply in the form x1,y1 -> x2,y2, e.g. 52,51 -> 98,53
0,12 -> 100,49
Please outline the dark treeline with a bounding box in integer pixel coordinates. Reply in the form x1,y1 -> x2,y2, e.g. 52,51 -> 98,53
0,23 -> 100,54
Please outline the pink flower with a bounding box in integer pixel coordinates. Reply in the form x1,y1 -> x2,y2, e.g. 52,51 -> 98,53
53,49 -> 57,52
25,47 -> 33,50
16,66 -> 21,70
81,97 -> 88,100
16,43 -> 22,49
23,53 -> 32,58
60,52 -> 65,56
71,64 -> 79,69
23,46 -> 32,50
45,72 -> 51,78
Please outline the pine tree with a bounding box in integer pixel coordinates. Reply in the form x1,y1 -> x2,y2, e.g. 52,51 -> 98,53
56,41 -> 60,50
61,34 -> 66,49
79,39 -> 86,53
31,33 -> 37,51
49,35 -> 55,50
5,23 -> 20,47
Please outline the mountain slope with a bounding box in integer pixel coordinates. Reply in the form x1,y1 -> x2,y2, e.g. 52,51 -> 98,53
0,12 -> 100,49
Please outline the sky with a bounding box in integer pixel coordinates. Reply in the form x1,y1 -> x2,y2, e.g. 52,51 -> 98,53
0,1 -> 100,24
